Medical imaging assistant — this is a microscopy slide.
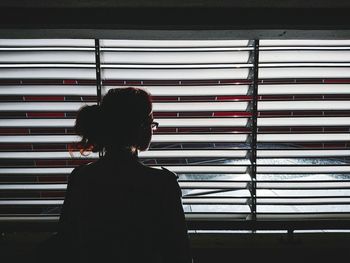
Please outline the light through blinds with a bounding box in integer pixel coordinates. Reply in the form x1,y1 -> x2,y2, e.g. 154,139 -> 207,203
0,39 -> 98,223
258,40 -> 350,220
100,39 -> 253,221
1,39 -> 350,230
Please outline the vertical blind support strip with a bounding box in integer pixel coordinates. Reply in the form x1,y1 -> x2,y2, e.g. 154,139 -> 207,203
95,39 -> 102,106
250,39 -> 259,222
95,39 -> 103,158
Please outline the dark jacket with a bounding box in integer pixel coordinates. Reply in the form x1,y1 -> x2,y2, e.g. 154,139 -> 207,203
57,152 -> 192,263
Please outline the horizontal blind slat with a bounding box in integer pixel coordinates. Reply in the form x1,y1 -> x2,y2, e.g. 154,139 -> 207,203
0,118 -> 249,128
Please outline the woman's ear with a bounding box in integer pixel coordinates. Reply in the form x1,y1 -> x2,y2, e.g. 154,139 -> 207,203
136,124 -> 152,151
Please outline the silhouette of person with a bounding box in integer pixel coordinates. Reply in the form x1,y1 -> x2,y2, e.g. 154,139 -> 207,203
41,87 -> 192,263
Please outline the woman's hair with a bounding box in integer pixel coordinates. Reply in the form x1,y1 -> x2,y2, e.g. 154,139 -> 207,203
73,87 -> 153,154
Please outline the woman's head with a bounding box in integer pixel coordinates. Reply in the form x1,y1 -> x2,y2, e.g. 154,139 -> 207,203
74,87 -> 154,154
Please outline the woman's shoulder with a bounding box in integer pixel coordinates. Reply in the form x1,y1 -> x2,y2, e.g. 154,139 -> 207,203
140,164 -> 178,178
68,161 -> 99,180
71,161 -> 95,172
160,166 -> 179,181
70,159 -> 179,187
139,165 -> 180,192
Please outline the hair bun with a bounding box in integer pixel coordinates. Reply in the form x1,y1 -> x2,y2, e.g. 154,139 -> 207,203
74,104 -> 102,152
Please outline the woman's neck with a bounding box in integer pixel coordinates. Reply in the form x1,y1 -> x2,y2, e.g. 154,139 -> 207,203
104,146 -> 139,160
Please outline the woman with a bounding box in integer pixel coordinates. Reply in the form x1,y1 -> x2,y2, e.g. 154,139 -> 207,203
57,87 -> 192,262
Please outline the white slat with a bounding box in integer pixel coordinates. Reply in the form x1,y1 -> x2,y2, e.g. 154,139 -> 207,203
0,68 -> 95,79
258,150 -> 350,158
0,182 -> 248,191
0,134 -> 248,143
100,40 -> 250,48
102,68 -> 249,80
0,151 -> 248,159
0,119 -> 75,127
185,214 -> 249,220
154,166 -> 248,174
258,133 -> 350,142
103,85 -> 250,96
260,40 -> 350,46
0,135 -> 79,143
151,134 -> 248,143
0,184 -> 66,190
101,51 -> 250,64
0,64 -> 95,68
154,102 -> 249,112
258,182 -> 350,189
258,214 -> 350,219
158,118 -> 249,127
179,181 -> 248,189
0,102 -> 248,112
259,101 -> 350,111
0,168 -> 73,175
260,63 -> 350,67
257,166 -> 350,173
0,39 -> 95,47
182,198 -> 248,205
259,84 -> 350,95
0,200 -> 63,205
141,150 -> 248,158
0,152 -> 98,159
258,198 -> 350,204
259,117 -> 350,126
260,68 -> 350,79
0,133 -> 248,145
260,51 -> 350,63
0,52 -> 95,63
0,118 -> 248,128
0,86 -> 97,96
101,63 -> 252,69
0,102 -> 92,112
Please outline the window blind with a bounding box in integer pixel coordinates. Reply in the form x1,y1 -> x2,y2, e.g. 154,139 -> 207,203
1,38 -> 350,230
258,40 -> 350,220
100,39 -> 253,221
0,39 -> 98,223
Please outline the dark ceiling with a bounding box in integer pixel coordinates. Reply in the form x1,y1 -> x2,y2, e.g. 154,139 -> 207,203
1,0 -> 349,39
1,0 -> 350,8
1,0 -> 349,29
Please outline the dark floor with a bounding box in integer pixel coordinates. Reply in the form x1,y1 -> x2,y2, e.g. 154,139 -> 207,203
1,232 -> 350,263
